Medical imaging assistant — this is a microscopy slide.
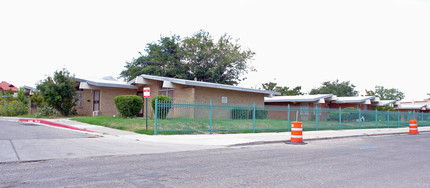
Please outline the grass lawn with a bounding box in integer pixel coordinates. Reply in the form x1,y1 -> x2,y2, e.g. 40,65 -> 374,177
71,116 -> 156,135
70,116 -> 416,135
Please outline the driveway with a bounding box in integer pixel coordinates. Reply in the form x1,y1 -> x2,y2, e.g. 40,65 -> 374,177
0,120 -> 217,163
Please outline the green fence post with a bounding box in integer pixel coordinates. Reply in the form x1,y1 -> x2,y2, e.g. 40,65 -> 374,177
397,110 -> 400,128
210,100 -> 213,134
339,107 -> 342,130
359,108 -> 362,129
387,110 -> 389,128
315,105 -> 318,131
422,111 -> 424,125
154,97 -> 158,135
376,109 -> 378,128
287,104 -> 290,132
252,103 -> 256,133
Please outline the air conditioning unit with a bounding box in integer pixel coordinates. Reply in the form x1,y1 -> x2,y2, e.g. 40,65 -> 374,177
93,111 -> 100,116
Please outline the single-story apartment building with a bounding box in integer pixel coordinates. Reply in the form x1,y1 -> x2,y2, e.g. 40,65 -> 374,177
395,99 -> 430,113
76,75 -> 279,117
264,94 -> 335,120
264,95 -> 398,120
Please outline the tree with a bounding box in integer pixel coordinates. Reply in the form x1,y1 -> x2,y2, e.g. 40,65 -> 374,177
120,30 -> 255,85
30,91 -> 44,108
365,86 -> 405,101
182,30 -> 255,85
120,35 -> 189,81
310,80 -> 358,97
262,82 -> 303,96
261,82 -> 278,91
36,69 -> 77,116
17,88 -> 28,106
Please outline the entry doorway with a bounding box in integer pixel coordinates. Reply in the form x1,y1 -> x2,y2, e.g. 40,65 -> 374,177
93,90 -> 100,112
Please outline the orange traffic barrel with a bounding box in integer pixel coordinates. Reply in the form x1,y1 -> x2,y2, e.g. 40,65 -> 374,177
291,121 -> 303,143
409,119 -> 418,134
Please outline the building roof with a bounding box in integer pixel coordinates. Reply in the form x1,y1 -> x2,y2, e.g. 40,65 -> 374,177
132,74 -> 280,95
331,96 -> 376,104
264,94 -> 334,103
0,81 -> 18,92
373,100 -> 397,107
76,76 -> 138,89
395,103 -> 428,110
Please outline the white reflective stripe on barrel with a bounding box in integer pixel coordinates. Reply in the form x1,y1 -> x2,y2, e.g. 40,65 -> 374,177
291,128 -> 303,131
410,124 -> 417,126
291,135 -> 303,138
409,128 -> 418,130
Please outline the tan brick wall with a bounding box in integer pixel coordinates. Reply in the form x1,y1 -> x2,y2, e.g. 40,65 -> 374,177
100,87 -> 137,116
76,87 -> 137,116
195,87 -> 265,105
75,89 -> 94,116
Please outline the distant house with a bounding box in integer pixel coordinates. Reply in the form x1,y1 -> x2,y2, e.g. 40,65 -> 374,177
264,94 -> 335,120
329,96 -> 377,110
0,81 -> 18,92
395,99 -> 430,113
76,75 -> 279,117
264,94 -> 400,120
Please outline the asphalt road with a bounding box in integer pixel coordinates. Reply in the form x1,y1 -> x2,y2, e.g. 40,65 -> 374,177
1,132 -> 430,187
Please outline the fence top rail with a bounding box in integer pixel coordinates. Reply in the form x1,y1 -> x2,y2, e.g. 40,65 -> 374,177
155,101 -> 430,115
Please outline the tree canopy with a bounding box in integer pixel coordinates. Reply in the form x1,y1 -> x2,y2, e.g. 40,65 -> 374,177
365,86 -> 405,101
36,69 -> 77,116
262,82 -> 303,96
120,30 -> 255,85
310,80 -> 358,97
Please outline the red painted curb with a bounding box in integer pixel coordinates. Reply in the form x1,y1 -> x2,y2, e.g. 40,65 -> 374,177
19,118 -> 98,133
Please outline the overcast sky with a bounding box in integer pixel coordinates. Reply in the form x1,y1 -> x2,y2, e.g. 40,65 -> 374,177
1,0 -> 429,101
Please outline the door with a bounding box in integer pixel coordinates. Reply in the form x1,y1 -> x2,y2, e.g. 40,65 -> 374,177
93,90 -> 100,111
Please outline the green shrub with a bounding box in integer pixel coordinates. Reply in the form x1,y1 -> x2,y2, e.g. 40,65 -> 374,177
151,95 -> 172,119
114,95 -> 143,118
34,106 -> 57,117
232,108 -> 249,119
250,109 -> 268,119
0,100 -> 29,116
329,107 -> 358,121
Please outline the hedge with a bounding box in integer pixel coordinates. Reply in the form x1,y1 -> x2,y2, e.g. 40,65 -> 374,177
114,95 -> 143,118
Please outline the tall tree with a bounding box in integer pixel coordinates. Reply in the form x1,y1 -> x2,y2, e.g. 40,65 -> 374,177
182,30 -> 255,85
120,35 -> 189,81
120,30 -> 255,85
36,69 -> 77,116
310,80 -> 358,97
365,86 -> 405,101
262,82 -> 303,96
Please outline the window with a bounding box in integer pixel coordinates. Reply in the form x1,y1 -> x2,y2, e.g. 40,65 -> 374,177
222,96 -> 228,103
300,103 -> 309,115
75,90 -> 83,107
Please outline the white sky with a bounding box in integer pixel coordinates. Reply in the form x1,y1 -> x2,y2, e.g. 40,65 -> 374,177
1,0 -> 429,101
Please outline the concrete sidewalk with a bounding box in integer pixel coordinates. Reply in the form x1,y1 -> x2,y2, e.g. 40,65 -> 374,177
3,116 -> 430,146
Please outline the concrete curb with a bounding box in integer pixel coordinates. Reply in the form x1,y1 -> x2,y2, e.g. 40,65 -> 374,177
18,118 -> 99,134
229,130 -> 430,147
